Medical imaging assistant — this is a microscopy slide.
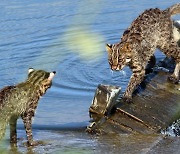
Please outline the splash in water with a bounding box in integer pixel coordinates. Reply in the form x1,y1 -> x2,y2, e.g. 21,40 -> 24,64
110,70 -> 126,77
161,119 -> 180,136
110,70 -> 114,76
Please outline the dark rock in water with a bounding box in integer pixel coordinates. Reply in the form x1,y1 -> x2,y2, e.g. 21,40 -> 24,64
87,84 -> 121,133
87,58 -> 180,135
89,84 -> 121,117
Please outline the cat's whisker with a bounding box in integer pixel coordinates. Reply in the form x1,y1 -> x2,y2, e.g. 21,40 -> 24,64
111,70 -> 114,76
120,70 -> 126,77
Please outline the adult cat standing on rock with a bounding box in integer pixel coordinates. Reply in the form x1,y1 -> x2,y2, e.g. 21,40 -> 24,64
106,3 -> 180,103
0,68 -> 56,146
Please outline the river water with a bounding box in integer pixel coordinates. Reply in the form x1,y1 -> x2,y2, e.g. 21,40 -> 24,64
0,0 -> 180,153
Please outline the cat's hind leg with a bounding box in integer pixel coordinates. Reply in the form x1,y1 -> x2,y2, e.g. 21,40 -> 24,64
168,62 -> 180,83
158,39 -> 180,83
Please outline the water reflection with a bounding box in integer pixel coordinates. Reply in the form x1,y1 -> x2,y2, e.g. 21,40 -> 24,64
64,0 -> 105,61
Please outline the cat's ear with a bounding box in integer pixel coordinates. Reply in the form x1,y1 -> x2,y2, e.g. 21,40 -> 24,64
28,68 -> 34,74
48,71 -> 56,81
106,44 -> 113,54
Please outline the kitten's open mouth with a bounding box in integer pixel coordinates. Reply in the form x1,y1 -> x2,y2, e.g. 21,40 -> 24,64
111,68 -> 120,71
111,65 -> 120,71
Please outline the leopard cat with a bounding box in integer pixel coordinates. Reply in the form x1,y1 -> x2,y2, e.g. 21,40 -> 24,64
106,3 -> 180,103
0,68 -> 56,146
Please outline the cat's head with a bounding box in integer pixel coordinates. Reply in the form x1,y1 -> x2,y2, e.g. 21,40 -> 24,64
27,68 -> 56,95
106,43 -> 132,71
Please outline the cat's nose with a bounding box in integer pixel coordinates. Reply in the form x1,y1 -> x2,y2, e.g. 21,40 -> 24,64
111,65 -> 117,70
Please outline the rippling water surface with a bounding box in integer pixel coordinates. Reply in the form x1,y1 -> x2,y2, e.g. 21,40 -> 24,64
0,0 -> 180,153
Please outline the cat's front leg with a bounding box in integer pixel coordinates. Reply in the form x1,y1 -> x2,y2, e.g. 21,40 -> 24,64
0,122 -> 7,141
21,112 -> 37,146
168,62 -> 180,83
123,66 -> 145,103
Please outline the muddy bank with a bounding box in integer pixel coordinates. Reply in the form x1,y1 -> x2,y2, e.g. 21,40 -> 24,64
1,128 -> 180,154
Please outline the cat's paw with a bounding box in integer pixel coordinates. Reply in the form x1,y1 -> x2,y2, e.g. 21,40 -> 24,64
168,75 -> 179,84
122,96 -> 133,103
26,140 -> 45,147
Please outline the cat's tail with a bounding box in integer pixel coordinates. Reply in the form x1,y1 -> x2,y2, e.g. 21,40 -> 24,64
167,3 -> 180,16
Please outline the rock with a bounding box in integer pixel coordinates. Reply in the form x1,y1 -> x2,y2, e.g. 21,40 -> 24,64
87,84 -> 121,133
89,84 -> 121,117
87,58 -> 180,135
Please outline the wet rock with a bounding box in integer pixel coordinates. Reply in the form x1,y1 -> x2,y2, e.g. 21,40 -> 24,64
89,84 -> 121,117
87,84 -> 121,133
87,58 -> 180,135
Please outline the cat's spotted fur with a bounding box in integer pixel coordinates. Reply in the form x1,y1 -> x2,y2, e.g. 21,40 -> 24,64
0,68 -> 56,146
106,3 -> 180,103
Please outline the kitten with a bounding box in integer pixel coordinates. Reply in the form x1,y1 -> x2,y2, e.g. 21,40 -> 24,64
106,3 -> 180,103
0,68 -> 56,146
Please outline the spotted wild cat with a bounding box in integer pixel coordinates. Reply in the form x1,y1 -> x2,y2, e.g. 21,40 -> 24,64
106,3 -> 180,103
0,68 -> 56,146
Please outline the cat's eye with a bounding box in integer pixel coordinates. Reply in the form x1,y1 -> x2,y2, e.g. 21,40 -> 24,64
118,59 -> 123,62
